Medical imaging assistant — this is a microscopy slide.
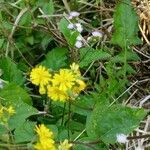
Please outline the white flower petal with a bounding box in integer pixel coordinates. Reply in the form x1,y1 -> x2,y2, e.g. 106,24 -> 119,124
75,40 -> 82,48
67,23 -> 74,29
75,23 -> 83,33
92,31 -> 103,37
69,11 -> 80,17
116,133 -> 128,144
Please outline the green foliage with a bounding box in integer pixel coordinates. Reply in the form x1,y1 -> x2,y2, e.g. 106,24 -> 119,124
111,0 -> 142,47
0,83 -> 32,105
79,48 -> 111,67
59,18 -> 79,46
0,58 -> 24,85
41,47 -> 68,70
14,121 -> 36,143
86,102 -> 146,144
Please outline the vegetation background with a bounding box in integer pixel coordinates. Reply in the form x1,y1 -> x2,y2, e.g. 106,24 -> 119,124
0,0 -> 150,149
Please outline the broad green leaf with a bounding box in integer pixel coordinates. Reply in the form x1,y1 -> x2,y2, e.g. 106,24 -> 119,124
111,0 -> 142,47
0,58 -> 24,85
41,47 -> 68,70
14,121 -> 36,143
79,48 -> 111,67
0,83 -> 32,105
86,103 -> 147,144
59,18 -> 79,46
8,100 -> 38,130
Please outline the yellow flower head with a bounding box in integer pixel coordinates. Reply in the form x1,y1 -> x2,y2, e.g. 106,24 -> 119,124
34,139 -> 56,150
6,106 -> 15,115
73,79 -> 86,95
30,65 -> 51,86
70,63 -> 81,76
34,124 -> 56,150
30,65 -> 51,94
58,139 -> 73,150
35,124 -> 53,140
47,86 -> 69,102
52,69 -> 75,91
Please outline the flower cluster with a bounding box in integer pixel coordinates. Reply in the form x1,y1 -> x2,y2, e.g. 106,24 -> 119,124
67,11 -> 84,49
30,63 -> 86,102
34,124 -> 56,150
0,105 -> 15,124
34,124 -> 73,150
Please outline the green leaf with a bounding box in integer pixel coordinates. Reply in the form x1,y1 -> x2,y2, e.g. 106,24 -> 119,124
79,48 -> 111,67
58,18 -> 79,46
73,137 -> 107,150
41,0 -> 54,15
0,57 -> 24,85
86,103 -> 147,144
8,100 -> 38,130
41,47 -> 68,70
0,83 -> 32,105
111,0 -> 142,47
14,121 -> 36,143
0,38 -> 4,48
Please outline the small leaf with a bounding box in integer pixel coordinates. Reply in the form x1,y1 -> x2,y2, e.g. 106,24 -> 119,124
0,57 -> 24,85
111,0 -> 142,47
86,102 -> 147,144
79,48 -> 111,67
41,47 -> 68,70
41,0 -> 54,15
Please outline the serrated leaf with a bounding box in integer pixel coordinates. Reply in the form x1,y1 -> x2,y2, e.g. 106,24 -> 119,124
0,58 -> 24,85
0,83 -> 32,105
14,121 -> 36,143
111,50 -> 140,63
79,48 -> 111,67
8,100 -> 38,130
111,0 -> 142,47
86,103 -> 147,144
41,47 -> 68,70
58,18 -> 79,46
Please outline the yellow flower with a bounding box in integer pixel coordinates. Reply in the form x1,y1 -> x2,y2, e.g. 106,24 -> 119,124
30,66 -> 51,94
52,69 -> 75,91
47,86 -> 69,102
73,79 -> 86,94
70,63 -> 81,76
58,139 -> 73,150
34,139 -> 56,150
34,124 -> 56,150
35,124 -> 53,140
6,106 -> 15,115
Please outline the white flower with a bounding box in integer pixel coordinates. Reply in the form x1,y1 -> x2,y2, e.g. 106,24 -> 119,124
75,23 -> 83,33
116,133 -> 128,144
69,11 -> 80,17
92,31 -> 103,37
75,40 -> 82,48
67,23 -> 74,29
76,35 -> 82,41
0,80 -> 3,89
